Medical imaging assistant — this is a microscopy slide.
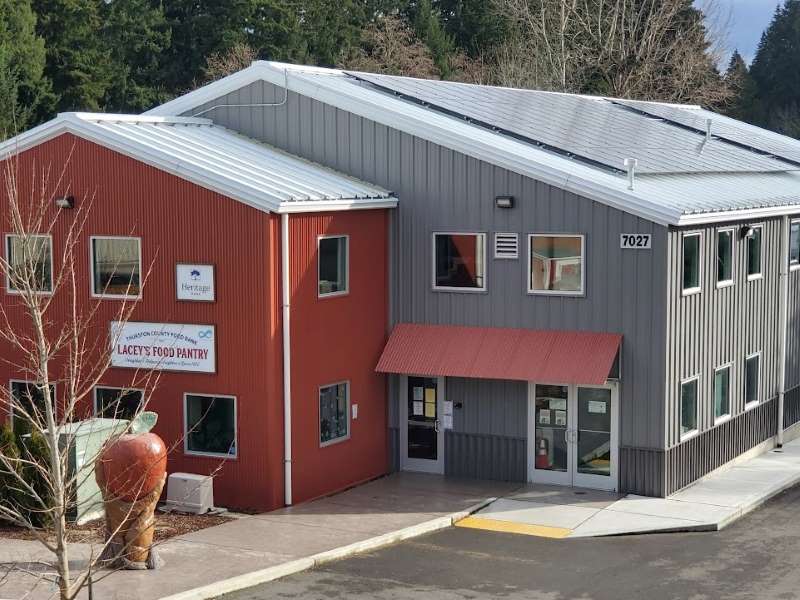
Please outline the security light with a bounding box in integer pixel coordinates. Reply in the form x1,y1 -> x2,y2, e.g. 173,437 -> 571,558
495,195 -> 514,209
740,225 -> 754,239
55,196 -> 75,209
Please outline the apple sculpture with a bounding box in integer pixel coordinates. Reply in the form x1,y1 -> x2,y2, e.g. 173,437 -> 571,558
96,412 -> 167,570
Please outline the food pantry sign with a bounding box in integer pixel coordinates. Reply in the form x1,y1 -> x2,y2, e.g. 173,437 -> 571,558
110,322 -> 216,373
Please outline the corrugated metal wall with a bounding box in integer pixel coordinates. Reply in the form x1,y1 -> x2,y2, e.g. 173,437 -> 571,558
787,265 -> 800,390
192,81 -> 670,452
665,219 -> 784,448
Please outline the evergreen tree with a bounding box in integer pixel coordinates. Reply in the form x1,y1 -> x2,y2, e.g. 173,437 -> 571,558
435,0 -> 507,57
0,0 -> 51,136
32,0 -> 112,114
749,1 -> 800,138
413,0 -> 456,77
100,0 -> 171,113
724,50 -> 757,122
296,0 -> 368,66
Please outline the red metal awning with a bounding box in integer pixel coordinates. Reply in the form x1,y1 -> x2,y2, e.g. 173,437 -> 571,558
376,323 -> 622,385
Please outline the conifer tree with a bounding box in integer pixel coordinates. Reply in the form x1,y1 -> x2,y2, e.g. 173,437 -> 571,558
724,50 -> 757,123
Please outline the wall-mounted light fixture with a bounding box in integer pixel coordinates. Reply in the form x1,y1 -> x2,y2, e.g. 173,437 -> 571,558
55,196 -> 75,209
495,195 -> 514,209
740,225 -> 754,239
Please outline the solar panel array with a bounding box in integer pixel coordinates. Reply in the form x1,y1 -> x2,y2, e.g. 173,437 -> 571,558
346,72 -> 795,175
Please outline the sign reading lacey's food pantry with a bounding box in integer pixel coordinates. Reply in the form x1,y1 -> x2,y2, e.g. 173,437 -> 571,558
110,322 -> 216,373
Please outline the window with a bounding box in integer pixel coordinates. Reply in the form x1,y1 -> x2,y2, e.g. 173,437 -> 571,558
747,227 -> 762,280
6,234 -> 53,293
10,380 -> 55,434
94,387 -> 144,421
528,234 -> 584,295
745,353 -> 761,407
319,382 -> 349,446
716,229 -> 733,287
714,365 -> 731,421
91,237 -> 141,298
318,235 -> 348,297
680,377 -> 698,438
790,220 -> 800,269
682,233 -> 701,295
184,394 -> 237,458
433,232 -> 486,291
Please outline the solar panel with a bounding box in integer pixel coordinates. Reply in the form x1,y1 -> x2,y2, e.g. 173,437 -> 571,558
346,72 -> 793,175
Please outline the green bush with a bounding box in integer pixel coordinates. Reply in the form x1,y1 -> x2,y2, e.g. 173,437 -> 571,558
0,423 -> 52,527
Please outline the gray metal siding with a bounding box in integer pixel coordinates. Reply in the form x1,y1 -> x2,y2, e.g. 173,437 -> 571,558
445,431 -> 526,482
447,378 -> 527,438
195,80 -> 670,451
787,265 -> 800,391
665,219 -> 785,447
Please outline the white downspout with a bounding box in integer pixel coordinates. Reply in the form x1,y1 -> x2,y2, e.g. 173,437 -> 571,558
281,212 -> 293,504
777,215 -> 790,448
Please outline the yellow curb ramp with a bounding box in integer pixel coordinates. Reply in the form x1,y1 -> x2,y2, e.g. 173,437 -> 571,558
455,516 -> 571,539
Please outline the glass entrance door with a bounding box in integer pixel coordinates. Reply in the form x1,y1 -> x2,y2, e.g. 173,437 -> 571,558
401,376 -> 444,473
528,383 -> 618,491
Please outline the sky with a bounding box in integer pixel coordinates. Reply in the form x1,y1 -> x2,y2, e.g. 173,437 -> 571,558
712,0 -> 783,64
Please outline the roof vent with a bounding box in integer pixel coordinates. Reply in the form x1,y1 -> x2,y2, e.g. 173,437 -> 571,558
494,233 -> 519,259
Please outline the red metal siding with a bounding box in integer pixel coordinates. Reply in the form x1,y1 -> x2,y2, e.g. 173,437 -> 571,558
288,211 -> 390,503
0,134 -> 284,512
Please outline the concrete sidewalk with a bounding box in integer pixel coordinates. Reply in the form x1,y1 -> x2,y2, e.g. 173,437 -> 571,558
0,473 -> 518,600
462,436 -> 800,538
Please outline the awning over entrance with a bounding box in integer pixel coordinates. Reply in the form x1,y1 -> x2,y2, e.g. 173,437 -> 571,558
376,323 -> 622,385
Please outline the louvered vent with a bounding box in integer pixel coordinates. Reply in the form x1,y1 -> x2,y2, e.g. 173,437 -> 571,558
494,233 -> 519,259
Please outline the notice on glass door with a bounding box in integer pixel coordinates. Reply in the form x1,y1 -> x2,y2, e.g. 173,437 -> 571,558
413,401 -> 424,416
588,401 -> 607,414
413,387 -> 424,401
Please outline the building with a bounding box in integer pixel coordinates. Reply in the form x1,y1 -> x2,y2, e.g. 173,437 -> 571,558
2,62 -> 800,511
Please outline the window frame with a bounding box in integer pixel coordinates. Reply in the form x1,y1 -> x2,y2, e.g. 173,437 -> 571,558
681,231 -> 702,296
89,235 -> 143,300
318,380 -> 351,448
317,234 -> 350,299
183,392 -> 238,459
746,225 -> 764,282
715,228 -> 735,289
526,233 -> 586,297
744,352 -> 761,410
789,219 -> 800,272
9,379 -> 57,424
713,363 -> 732,424
431,231 -> 488,293
679,375 -> 700,441
5,233 -> 54,295
93,385 -> 145,420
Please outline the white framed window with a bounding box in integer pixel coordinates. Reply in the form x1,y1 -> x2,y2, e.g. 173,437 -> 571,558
789,220 -> 800,271
713,364 -> 731,423
433,232 -> 487,292
94,386 -> 144,421
746,226 -> 763,281
318,235 -> 349,297
681,232 -> 702,296
716,228 -> 734,288
184,393 -> 237,458
527,234 -> 585,295
319,381 -> 350,446
90,236 -> 142,299
5,234 -> 53,294
9,380 -> 56,431
680,376 -> 699,439
744,353 -> 761,409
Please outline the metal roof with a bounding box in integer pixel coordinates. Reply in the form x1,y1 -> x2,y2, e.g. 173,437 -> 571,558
144,62 -> 800,226
376,323 -> 622,385
0,112 -> 396,214
347,72 -> 793,175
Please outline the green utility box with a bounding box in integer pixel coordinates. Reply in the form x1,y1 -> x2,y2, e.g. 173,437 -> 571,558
58,418 -> 128,524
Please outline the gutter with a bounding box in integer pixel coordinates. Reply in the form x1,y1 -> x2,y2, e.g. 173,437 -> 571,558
281,213 -> 293,504
777,215 -> 790,447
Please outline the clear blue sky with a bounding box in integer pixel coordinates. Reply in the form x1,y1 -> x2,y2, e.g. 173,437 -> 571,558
712,0 -> 783,63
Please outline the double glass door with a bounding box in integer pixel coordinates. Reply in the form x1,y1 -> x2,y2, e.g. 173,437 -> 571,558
527,382 -> 618,491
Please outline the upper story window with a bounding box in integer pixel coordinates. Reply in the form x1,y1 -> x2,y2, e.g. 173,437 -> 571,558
319,381 -> 350,446
681,232 -> 701,295
680,376 -> 699,438
716,229 -> 733,287
528,234 -> 584,295
790,220 -> 800,270
745,353 -> 761,408
6,234 -> 53,294
746,226 -> 763,280
318,235 -> 348,297
433,232 -> 486,291
94,386 -> 144,421
91,236 -> 141,298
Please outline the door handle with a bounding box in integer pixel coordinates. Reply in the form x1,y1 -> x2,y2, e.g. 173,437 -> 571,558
434,419 -> 441,433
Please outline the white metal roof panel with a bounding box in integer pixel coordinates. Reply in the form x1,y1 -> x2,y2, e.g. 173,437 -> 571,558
0,112 -> 396,214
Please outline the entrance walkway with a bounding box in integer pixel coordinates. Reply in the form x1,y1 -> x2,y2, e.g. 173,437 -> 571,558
460,436 -> 800,538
